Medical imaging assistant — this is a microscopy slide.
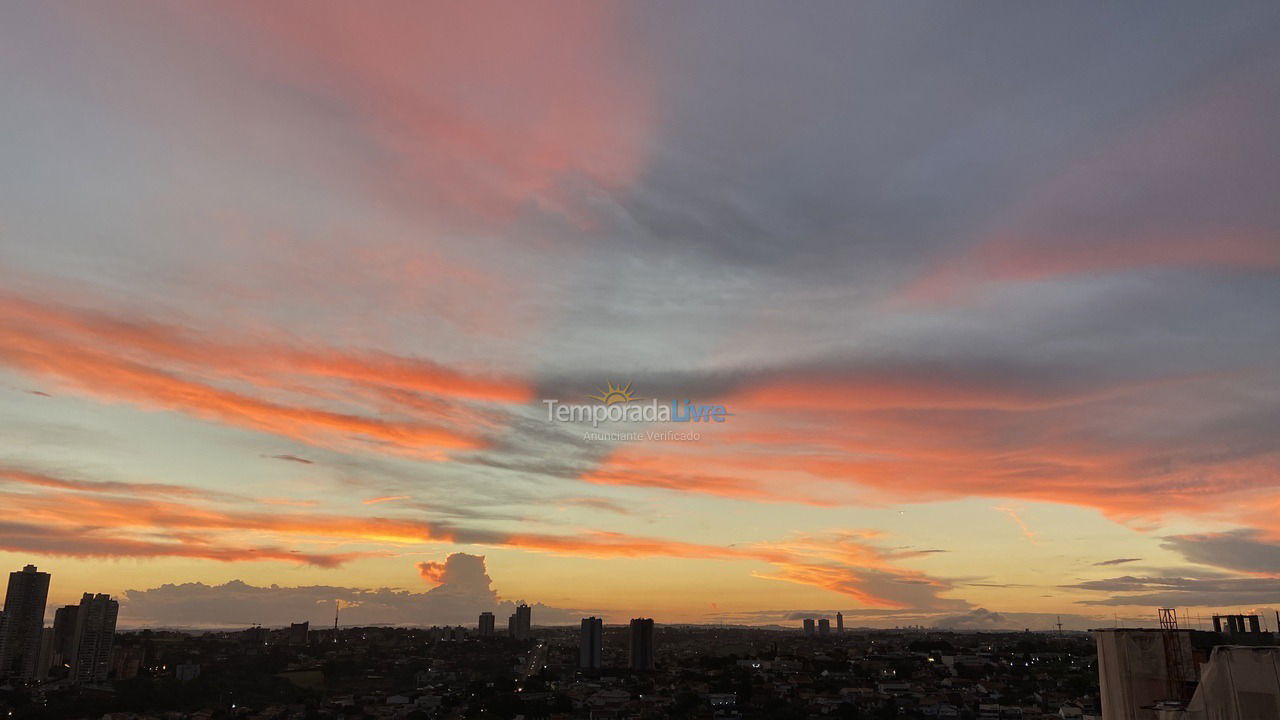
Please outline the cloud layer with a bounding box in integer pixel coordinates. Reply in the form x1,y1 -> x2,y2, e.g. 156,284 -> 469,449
122,553 -> 582,628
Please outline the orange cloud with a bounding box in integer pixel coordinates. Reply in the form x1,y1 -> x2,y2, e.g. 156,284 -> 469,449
749,532 -> 964,610
2,465 -> 958,608
993,506 -> 1039,544
573,368 -> 1277,535
900,229 -> 1280,304
580,450 -> 831,505
0,467 -> 233,501
0,519 -> 368,568
0,293 -> 529,402
195,0 -> 654,228
0,291 -> 532,457
363,496 -> 409,505
416,560 -> 447,585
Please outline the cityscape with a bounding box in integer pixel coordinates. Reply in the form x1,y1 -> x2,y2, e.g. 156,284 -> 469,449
3,563 -> 1280,718
3,1 -> 1280,719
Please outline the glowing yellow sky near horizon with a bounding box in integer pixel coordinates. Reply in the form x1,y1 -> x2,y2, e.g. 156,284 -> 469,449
1,372 -> 1253,630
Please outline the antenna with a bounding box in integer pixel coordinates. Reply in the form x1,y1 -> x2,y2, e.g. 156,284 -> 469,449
1056,616 -> 1063,635
1159,608 -> 1193,703
334,600 -> 340,643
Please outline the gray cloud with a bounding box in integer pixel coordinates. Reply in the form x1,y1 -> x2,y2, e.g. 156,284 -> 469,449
122,553 -> 586,629
613,4 -> 1276,272
266,453 -> 314,465
1069,572 -> 1280,607
1163,529 -> 1280,574
933,608 -> 1008,629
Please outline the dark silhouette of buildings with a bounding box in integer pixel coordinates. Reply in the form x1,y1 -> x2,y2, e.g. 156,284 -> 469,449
478,611 -> 495,637
579,616 -> 602,670
818,618 -> 831,634
1213,613 -> 1262,634
1095,610 -> 1280,718
0,564 -> 50,682
517,604 -> 531,636
288,621 -> 309,646
628,618 -> 654,671
510,604 -> 531,640
802,617 -> 815,635
47,604 -> 79,679
837,611 -> 844,632
69,592 -> 118,685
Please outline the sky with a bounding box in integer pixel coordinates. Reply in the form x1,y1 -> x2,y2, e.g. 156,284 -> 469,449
1,1 -> 1279,631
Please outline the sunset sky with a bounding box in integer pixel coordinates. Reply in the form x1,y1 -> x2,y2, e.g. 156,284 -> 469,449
2,2 -> 1279,630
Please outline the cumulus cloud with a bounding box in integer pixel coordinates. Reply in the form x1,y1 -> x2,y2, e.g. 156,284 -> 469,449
413,554 -> 493,594
123,554 -> 583,628
933,608 -> 1008,629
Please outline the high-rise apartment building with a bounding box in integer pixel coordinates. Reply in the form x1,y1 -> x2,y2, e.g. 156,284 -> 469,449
579,617 -> 603,670
512,604 -> 532,640
0,565 -> 50,682
628,618 -> 654,671
69,593 -> 118,685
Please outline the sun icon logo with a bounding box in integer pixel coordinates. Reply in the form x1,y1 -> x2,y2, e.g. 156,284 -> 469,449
589,381 -> 638,405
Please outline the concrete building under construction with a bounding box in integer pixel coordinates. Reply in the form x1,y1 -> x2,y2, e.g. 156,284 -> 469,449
1094,611 -> 1280,719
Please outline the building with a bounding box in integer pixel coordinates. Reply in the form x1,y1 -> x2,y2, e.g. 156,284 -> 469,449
511,604 -> 531,640
516,604 -> 531,638
478,611 -> 495,637
803,618 -> 815,635
288,621 -> 309,646
111,644 -> 144,681
818,618 -> 831,635
34,627 -> 54,681
1213,613 -> 1262,635
629,618 -> 654,671
243,624 -> 267,646
174,662 -> 201,683
579,617 -> 603,670
1183,645 -> 1280,718
1095,614 -> 1279,720
69,593 -> 118,685
0,565 -> 51,682
50,604 -> 79,678
837,611 -> 844,632
1096,628 -> 1197,719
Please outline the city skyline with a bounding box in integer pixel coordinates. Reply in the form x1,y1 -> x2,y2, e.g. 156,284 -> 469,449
0,564 -> 119,686
2,2 -> 1280,632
